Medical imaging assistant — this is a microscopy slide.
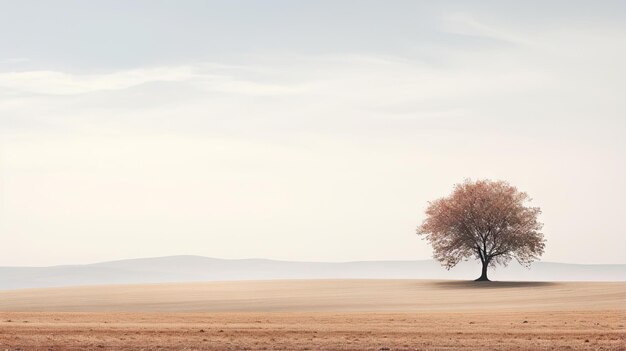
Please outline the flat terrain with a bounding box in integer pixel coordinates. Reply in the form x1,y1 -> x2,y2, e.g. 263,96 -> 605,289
0,280 -> 624,350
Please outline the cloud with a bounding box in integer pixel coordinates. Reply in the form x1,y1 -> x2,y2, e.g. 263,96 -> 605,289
0,66 -> 198,95
0,54 -> 553,140
0,58 -> 30,64
0,63 -> 314,98
441,13 -> 534,45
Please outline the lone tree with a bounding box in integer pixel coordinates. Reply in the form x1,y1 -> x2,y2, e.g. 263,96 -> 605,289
417,179 -> 545,281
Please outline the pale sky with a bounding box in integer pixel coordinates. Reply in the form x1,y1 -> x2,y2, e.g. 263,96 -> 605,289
0,1 -> 625,266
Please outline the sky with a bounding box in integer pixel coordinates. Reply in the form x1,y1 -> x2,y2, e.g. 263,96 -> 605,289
0,1 -> 625,266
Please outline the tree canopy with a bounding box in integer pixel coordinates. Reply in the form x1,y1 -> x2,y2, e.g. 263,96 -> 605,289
417,179 -> 545,281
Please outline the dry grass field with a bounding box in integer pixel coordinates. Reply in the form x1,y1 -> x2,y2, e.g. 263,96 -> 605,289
0,280 -> 624,350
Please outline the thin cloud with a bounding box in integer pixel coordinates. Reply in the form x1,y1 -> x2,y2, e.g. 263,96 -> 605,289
0,65 -> 309,97
0,66 -> 197,95
0,57 -> 30,64
441,13 -> 535,46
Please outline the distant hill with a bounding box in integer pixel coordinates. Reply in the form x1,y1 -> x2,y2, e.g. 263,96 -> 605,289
1,255 -> 624,290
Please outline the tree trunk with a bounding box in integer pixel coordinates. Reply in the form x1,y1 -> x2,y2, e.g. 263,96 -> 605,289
475,260 -> 490,281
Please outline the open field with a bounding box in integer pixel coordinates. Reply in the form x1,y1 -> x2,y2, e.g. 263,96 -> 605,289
0,280 -> 624,350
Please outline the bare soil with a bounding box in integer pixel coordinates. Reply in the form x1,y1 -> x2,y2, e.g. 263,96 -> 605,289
0,280 -> 624,350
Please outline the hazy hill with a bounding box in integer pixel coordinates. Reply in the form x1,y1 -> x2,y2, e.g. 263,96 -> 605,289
0,255 -> 624,290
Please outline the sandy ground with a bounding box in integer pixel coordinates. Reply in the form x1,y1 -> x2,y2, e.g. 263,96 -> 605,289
0,280 -> 624,350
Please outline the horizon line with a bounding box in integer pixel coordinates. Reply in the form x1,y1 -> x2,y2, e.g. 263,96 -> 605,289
3,254 -> 625,269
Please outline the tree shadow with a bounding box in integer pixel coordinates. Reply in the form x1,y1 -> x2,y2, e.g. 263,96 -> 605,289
433,280 -> 559,289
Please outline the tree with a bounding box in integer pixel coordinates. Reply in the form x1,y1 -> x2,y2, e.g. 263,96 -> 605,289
417,179 -> 545,281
